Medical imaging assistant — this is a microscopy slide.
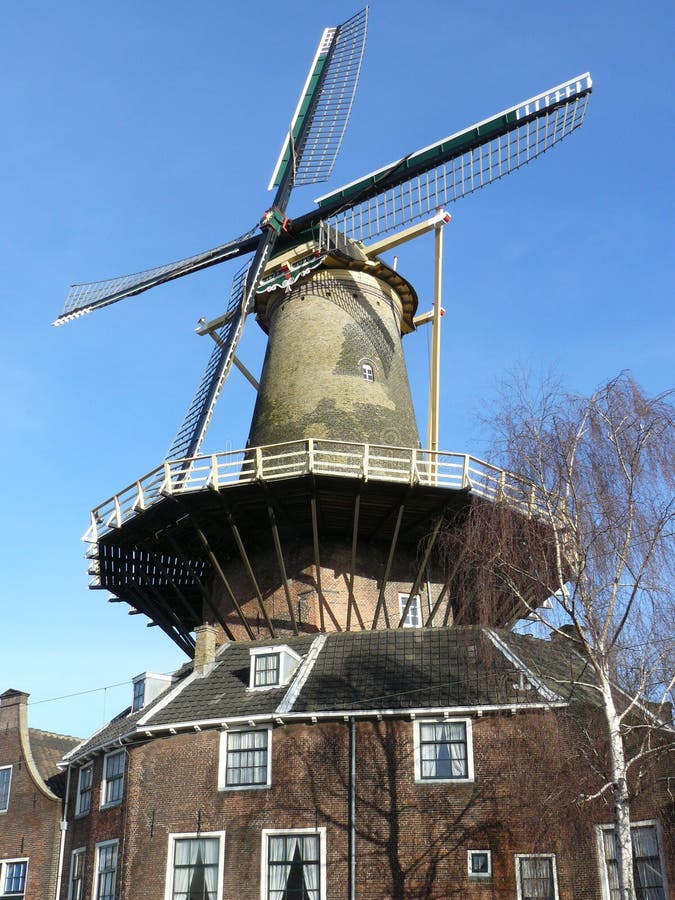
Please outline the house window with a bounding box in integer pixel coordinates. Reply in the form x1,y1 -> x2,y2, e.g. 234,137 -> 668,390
361,362 -> 374,382
101,750 -> 125,808
132,679 -> 145,712
468,849 -> 492,878
414,719 -> 474,782
219,728 -> 271,789
515,854 -> 558,900
68,848 -> 86,900
166,833 -> 224,900
399,593 -> 421,627
93,841 -> 118,900
598,821 -> 667,900
0,767 -> 11,813
0,860 -> 27,899
262,829 -> 325,900
254,653 -> 281,688
76,764 -> 93,816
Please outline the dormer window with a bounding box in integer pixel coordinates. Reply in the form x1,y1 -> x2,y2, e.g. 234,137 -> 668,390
131,672 -> 172,712
361,362 -> 374,382
249,646 -> 301,691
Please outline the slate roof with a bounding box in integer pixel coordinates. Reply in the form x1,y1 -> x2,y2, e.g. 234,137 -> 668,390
64,627 -> 606,765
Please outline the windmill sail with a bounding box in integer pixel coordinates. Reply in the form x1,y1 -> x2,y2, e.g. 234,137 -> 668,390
54,228 -> 261,326
298,73 -> 592,243
268,6 -> 368,189
165,260 -> 252,462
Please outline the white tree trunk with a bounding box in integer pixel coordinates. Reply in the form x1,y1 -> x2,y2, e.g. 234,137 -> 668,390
600,672 -> 636,900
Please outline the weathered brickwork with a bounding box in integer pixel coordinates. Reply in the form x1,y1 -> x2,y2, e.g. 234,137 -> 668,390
58,709 -> 673,899
0,691 -> 71,900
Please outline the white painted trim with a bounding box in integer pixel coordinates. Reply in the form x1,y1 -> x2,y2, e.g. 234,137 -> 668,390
595,819 -> 669,900
0,857 -> 29,896
485,629 -> 564,702
0,765 -> 12,814
249,646 -> 302,691
132,700 -> 569,737
260,827 -> 326,900
276,634 -> 326,714
136,668 -> 198,727
218,725 -> 272,791
163,831 -> 226,900
92,840 -> 119,900
67,846 -> 86,900
413,717 -> 474,783
515,853 -> 559,900
398,592 -> 422,628
467,849 -> 492,878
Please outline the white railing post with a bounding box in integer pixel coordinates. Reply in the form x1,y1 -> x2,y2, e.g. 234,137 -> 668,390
307,438 -> 314,474
461,454 -> 470,489
362,444 -> 369,481
133,481 -> 145,511
410,448 -> 417,485
113,495 -> 122,528
162,461 -> 173,496
255,446 -> 263,480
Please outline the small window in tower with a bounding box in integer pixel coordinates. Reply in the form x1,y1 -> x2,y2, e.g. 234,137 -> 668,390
361,363 -> 374,382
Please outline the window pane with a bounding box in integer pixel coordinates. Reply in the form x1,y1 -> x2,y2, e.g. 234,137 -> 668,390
0,769 -> 11,812
268,834 -> 320,900
4,861 -> 27,894
255,654 -> 280,687
104,753 -> 124,805
96,845 -> 117,900
519,857 -> 555,900
419,721 -> 468,779
226,730 -> 268,786
172,838 -> 219,900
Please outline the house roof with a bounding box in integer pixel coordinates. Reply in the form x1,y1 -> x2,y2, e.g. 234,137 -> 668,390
27,729 -> 81,797
66,626 -> 604,764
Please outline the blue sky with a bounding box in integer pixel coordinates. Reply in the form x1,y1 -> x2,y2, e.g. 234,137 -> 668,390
1,0 -> 672,739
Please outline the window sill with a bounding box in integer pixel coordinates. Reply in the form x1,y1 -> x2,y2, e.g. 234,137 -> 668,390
219,782 -> 271,792
99,800 -> 123,811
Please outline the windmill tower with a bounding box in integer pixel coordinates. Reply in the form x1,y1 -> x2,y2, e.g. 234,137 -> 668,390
55,8 -> 592,655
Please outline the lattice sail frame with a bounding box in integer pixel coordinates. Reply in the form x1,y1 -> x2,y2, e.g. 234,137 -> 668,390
314,73 -> 592,242
268,7 -> 368,190
166,260 -> 252,462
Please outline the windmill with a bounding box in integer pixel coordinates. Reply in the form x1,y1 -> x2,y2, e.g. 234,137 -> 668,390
56,7 -> 591,464
58,8 -> 593,652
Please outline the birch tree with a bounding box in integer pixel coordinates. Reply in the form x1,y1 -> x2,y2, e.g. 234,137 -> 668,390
453,372 -> 674,900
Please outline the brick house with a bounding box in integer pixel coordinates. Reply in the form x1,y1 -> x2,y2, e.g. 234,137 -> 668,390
56,628 -> 672,899
0,689 -> 80,900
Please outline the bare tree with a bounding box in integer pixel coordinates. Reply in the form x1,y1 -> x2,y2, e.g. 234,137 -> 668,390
447,371 -> 674,900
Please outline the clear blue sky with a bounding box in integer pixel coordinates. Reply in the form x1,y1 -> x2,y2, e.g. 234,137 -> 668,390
1,1 -> 672,739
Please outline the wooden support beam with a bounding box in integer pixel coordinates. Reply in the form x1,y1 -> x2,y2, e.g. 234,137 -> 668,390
398,513 -> 446,628
125,584 -> 194,656
346,491 -> 364,631
372,502 -> 405,629
309,495 -> 342,632
189,515 -> 255,640
268,505 -> 299,636
163,530 -> 236,642
225,509 -> 276,639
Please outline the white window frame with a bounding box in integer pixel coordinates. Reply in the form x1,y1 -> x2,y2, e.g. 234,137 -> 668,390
413,717 -> 474,783
398,593 -> 421,628
68,847 -> 86,900
100,750 -> 125,809
467,849 -> 492,878
595,819 -> 669,900
132,678 -> 145,712
261,828 -> 326,900
249,646 -> 302,691
163,831 -> 225,900
0,767 -> 12,814
218,726 -> 272,791
361,362 -> 374,382
0,857 -> 28,898
515,853 -> 559,900
75,763 -> 93,817
92,841 -> 118,900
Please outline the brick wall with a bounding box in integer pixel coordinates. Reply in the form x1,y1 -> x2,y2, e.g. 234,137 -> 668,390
0,691 -> 64,900
58,707 -> 674,899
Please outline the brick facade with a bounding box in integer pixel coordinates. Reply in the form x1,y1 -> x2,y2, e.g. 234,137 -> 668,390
0,690 -> 78,900
58,701 -> 673,899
